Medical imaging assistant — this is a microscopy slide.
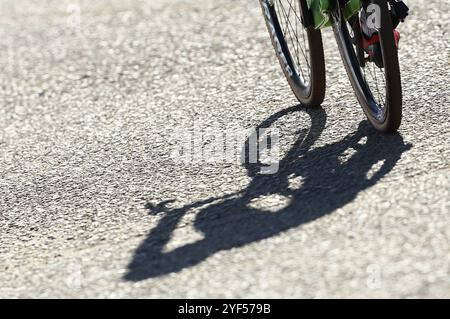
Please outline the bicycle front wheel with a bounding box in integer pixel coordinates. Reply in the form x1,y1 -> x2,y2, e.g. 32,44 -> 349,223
332,0 -> 402,132
260,0 -> 326,107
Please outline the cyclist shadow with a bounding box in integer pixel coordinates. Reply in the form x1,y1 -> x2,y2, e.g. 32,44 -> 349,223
124,105 -> 411,281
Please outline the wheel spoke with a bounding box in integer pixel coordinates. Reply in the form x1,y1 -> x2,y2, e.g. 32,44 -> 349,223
344,19 -> 387,113
275,0 -> 311,81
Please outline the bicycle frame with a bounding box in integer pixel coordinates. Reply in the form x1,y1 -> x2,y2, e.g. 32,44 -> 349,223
304,0 -> 362,29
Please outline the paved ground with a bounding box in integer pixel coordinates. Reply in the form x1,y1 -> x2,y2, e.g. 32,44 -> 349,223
0,0 -> 449,298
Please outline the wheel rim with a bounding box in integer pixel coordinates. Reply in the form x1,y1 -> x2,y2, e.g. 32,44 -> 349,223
272,0 -> 312,89
333,4 -> 388,123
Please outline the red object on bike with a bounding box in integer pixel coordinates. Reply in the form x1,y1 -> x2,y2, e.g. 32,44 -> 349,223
363,30 -> 401,51
393,29 -> 401,47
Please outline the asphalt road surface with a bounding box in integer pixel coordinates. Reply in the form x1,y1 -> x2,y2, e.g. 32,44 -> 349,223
0,0 -> 449,298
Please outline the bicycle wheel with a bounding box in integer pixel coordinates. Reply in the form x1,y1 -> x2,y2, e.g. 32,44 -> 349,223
332,0 -> 402,132
260,0 -> 326,107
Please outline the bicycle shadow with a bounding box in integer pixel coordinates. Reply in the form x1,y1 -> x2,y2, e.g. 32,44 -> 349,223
124,105 -> 411,281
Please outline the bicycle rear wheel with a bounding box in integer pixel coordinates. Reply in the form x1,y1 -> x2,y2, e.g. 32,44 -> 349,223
332,0 -> 402,132
260,0 -> 326,107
